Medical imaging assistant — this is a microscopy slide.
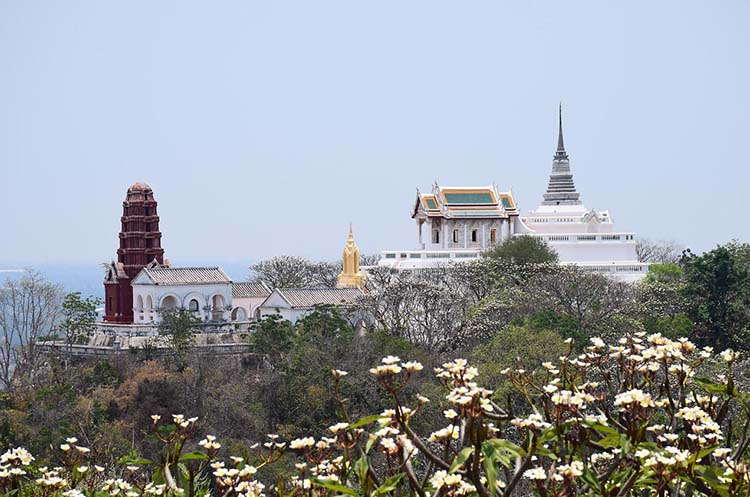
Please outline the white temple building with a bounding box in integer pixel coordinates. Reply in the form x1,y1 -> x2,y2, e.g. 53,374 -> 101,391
379,108 -> 648,282
231,281 -> 272,321
258,287 -> 364,324
514,107 -> 648,281
131,266 -> 233,324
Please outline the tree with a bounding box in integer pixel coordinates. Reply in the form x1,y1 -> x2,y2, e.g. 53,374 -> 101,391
636,238 -> 682,263
644,262 -> 683,284
0,270 -> 63,389
158,309 -> 202,371
249,256 -> 341,289
250,314 -> 294,359
59,292 -> 100,350
680,242 -> 750,349
360,270 -> 473,351
471,322 -> 567,397
524,266 -> 638,343
483,235 -> 559,265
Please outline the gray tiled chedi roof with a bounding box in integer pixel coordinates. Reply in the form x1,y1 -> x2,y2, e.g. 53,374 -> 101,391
277,287 -> 364,308
232,281 -> 272,298
143,267 -> 232,285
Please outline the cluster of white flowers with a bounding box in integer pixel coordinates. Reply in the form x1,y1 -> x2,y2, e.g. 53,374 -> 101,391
430,470 -> 476,495
550,389 -> 593,409
212,460 -> 260,496
511,413 -> 551,431
369,356 -> 424,377
35,467 -> 68,490
198,434 -> 221,451
101,478 -> 137,496
613,389 -> 655,409
0,447 -> 34,480
171,414 -> 198,429
434,359 -> 495,418
289,436 -> 315,450
428,425 -> 459,442
143,482 -> 167,495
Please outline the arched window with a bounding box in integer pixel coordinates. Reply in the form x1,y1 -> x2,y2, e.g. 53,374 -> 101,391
188,299 -> 200,312
146,295 -> 153,310
136,295 -> 143,311
232,307 -> 247,321
161,295 -> 178,310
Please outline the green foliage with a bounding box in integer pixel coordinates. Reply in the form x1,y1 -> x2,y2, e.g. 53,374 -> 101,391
483,235 -> 559,265
251,314 -> 294,357
681,242 -> 750,349
645,262 -> 683,284
59,292 -> 100,346
471,322 -> 567,397
158,309 -> 202,370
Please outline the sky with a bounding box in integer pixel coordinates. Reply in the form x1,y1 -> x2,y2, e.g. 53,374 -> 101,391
1,1 -> 748,269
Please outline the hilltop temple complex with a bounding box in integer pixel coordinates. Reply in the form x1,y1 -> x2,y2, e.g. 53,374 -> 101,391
378,108 -> 648,281
99,185 -> 365,332
96,107 -> 646,336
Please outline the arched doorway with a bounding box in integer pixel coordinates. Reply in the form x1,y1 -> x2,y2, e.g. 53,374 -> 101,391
211,294 -> 225,321
231,307 -> 247,321
161,295 -> 178,311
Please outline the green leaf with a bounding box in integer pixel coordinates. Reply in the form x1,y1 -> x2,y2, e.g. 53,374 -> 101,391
484,439 -> 526,460
694,465 -> 731,497
354,455 -> 370,495
481,444 -> 498,496
689,445 -> 717,465
594,433 -> 622,450
179,451 -> 210,462
449,447 -> 474,473
694,377 -> 728,395
118,455 -> 154,466
365,436 -> 376,454
580,467 -> 600,493
350,414 -> 388,429
373,473 -> 405,496
312,478 -> 360,496
581,419 -> 618,436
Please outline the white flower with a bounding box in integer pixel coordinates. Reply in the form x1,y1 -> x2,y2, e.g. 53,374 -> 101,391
332,369 -> 348,378
402,361 -> 423,372
523,467 -> 546,480
290,437 -> 315,450
382,356 -> 401,365
329,422 -> 349,434
721,349 -> 735,362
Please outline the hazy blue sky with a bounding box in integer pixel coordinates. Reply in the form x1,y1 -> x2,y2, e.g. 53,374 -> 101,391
1,1 -> 748,268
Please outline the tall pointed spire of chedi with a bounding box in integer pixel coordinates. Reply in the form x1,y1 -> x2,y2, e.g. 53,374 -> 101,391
337,224 -> 366,288
542,104 -> 581,206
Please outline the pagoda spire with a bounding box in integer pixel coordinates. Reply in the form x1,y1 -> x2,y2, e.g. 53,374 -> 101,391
542,105 -> 581,206
556,103 -> 568,158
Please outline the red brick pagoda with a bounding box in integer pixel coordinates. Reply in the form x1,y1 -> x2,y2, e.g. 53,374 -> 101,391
103,182 -> 165,323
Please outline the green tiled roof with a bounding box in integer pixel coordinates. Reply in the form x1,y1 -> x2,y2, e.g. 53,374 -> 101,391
425,198 -> 438,210
500,197 -> 513,208
444,192 -> 494,204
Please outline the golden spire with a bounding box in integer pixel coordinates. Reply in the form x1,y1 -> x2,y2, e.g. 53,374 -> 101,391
337,223 -> 366,288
